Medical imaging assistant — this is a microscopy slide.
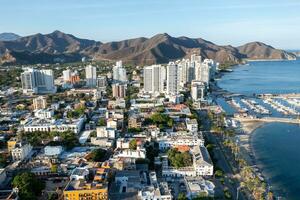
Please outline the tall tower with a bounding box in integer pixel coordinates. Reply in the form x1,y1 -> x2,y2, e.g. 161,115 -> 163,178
85,65 -> 97,87
166,62 -> 179,95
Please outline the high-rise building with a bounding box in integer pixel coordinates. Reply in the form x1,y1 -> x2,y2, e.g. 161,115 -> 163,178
63,69 -> 72,82
32,96 -> 47,110
21,68 -> 56,94
143,65 -> 165,94
85,65 -> 97,87
195,62 -> 210,84
166,62 -> 179,95
191,80 -> 206,101
112,83 -> 127,98
97,76 -> 107,91
113,61 -> 127,82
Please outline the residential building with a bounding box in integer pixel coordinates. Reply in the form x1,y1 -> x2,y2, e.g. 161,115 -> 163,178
7,137 -> 18,153
34,108 -> 54,119
85,65 -> 97,87
113,61 -> 127,82
97,75 -> 107,91
11,142 -> 32,161
63,69 -> 72,82
21,68 -> 57,94
138,172 -> 172,200
166,62 -> 179,95
143,65 -> 165,94
96,126 -> 116,139
32,96 -> 47,110
186,118 -> 198,132
191,80 -> 206,101
112,83 -> 126,98
157,132 -> 204,150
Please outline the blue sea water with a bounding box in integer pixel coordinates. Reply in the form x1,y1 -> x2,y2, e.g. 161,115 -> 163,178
251,123 -> 300,200
217,59 -> 300,199
218,60 -> 300,95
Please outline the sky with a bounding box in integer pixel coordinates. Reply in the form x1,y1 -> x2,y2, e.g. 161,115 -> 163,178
0,0 -> 300,49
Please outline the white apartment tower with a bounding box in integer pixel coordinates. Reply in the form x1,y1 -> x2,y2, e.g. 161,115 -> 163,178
166,62 -> 179,95
195,62 -> 210,84
63,69 -> 72,82
143,65 -> 166,94
85,65 -> 97,87
32,96 -> 47,110
113,61 -> 127,82
191,80 -> 206,101
21,68 -> 56,94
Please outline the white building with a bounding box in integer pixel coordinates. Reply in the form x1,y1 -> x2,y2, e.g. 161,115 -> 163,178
113,149 -> 146,160
63,69 -> 72,82
166,62 -> 179,95
191,80 -> 206,101
96,126 -> 116,139
34,108 -> 54,119
23,117 -> 85,134
138,172 -> 172,200
143,65 -> 166,94
186,118 -> 198,132
96,75 -> 107,91
21,68 -> 57,94
157,132 -> 204,150
113,61 -> 127,82
162,146 -> 213,177
85,65 -> 97,87
11,142 -> 32,161
32,96 -> 47,110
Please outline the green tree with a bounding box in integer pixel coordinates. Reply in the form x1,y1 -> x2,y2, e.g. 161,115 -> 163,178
129,139 -> 137,150
98,118 -> 106,126
12,172 -> 45,200
178,193 -> 188,200
167,148 -> 192,168
90,148 -> 107,162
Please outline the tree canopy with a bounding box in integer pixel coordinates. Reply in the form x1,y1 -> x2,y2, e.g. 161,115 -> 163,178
12,172 -> 45,200
167,148 -> 193,168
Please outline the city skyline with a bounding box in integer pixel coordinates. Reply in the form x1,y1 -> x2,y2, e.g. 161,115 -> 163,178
1,0 -> 300,49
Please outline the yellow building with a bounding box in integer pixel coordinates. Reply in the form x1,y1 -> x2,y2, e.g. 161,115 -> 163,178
7,138 -> 18,153
63,186 -> 108,200
63,167 -> 109,200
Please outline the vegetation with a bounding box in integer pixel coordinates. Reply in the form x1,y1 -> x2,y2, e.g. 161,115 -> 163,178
178,193 -> 188,200
149,112 -> 174,129
167,148 -> 193,168
129,139 -> 137,150
67,105 -> 86,118
127,127 -> 142,133
89,148 -> 107,162
12,172 -> 45,200
0,68 -> 22,88
98,118 -> 106,126
21,130 -> 79,149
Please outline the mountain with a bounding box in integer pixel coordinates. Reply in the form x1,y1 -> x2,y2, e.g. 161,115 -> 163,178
0,33 -> 21,41
238,42 -> 296,60
83,33 -> 245,65
0,31 -> 296,65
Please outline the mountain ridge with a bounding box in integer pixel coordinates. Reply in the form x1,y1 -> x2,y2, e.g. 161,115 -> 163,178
0,31 -> 296,65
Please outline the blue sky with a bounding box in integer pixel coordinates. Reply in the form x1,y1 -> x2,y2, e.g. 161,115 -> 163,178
1,0 -> 300,49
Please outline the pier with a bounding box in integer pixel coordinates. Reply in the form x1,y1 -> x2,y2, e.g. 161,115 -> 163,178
235,117 -> 300,124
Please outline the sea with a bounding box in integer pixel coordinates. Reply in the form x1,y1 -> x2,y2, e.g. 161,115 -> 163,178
217,59 -> 300,199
